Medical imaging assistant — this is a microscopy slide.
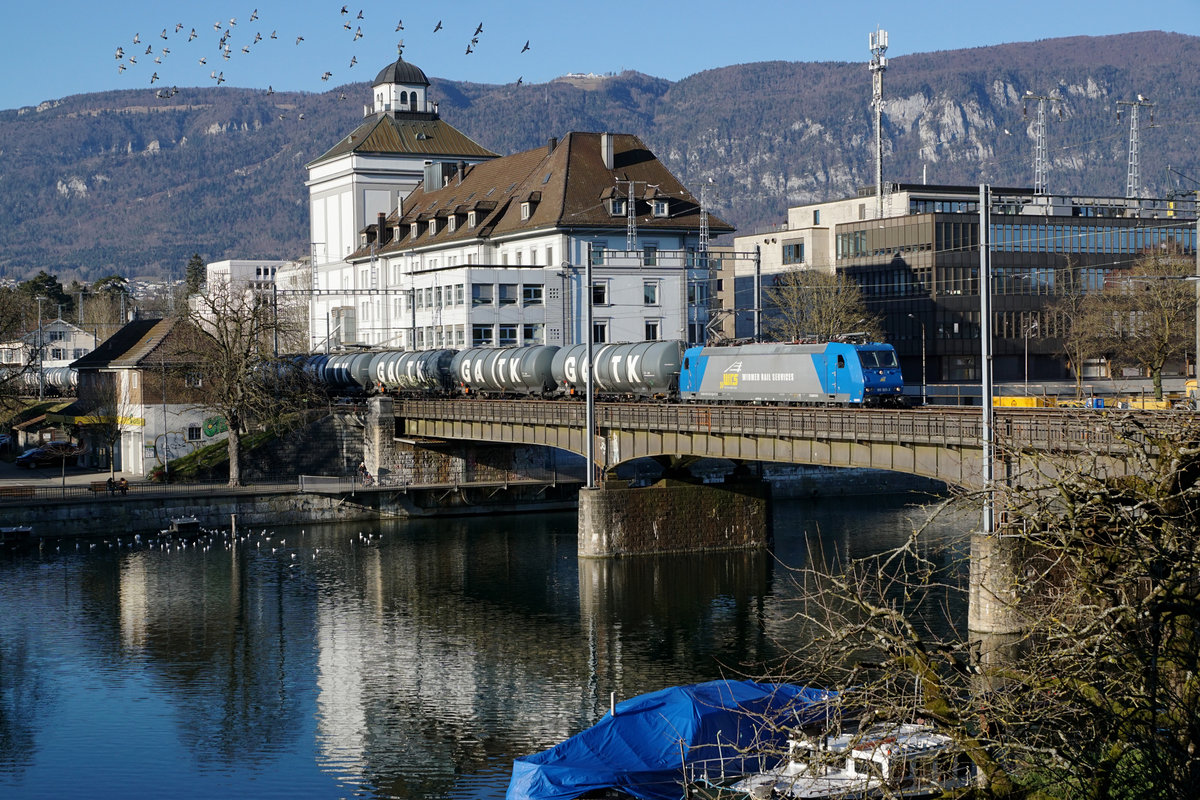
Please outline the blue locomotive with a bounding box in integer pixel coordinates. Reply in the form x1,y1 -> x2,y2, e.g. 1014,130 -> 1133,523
298,340 -> 905,406
679,341 -> 904,406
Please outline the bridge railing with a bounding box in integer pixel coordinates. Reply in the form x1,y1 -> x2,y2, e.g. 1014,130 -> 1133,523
394,399 -> 1180,455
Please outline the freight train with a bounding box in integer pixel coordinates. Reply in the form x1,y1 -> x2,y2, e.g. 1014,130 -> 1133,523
299,340 -> 907,406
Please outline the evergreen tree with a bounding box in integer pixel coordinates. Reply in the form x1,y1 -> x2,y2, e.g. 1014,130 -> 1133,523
185,254 -> 206,297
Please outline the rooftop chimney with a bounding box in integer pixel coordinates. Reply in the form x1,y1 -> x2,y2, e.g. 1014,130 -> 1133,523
377,212 -> 387,245
600,133 -> 614,170
457,160 -> 466,184
548,136 -> 558,155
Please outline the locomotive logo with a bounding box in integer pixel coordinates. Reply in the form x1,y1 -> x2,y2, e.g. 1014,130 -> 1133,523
720,360 -> 742,388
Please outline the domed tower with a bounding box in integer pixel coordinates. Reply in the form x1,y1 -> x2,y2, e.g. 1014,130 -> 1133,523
370,50 -> 432,116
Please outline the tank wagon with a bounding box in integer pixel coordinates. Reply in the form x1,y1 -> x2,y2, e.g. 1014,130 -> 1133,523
19,366 -> 78,395
451,345 -> 559,396
551,341 -> 683,400
373,349 -> 457,393
299,339 -> 904,406
679,341 -> 904,405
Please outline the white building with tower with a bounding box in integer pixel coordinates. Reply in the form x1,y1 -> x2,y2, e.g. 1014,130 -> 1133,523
305,49 -> 498,350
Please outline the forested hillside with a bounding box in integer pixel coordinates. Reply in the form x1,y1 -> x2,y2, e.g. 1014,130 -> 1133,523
2,31 -> 1198,283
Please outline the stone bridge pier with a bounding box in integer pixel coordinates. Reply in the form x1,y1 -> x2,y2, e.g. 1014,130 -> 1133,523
577,477 -> 772,558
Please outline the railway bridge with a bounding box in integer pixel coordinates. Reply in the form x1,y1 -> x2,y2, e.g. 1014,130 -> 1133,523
390,398 -> 1132,489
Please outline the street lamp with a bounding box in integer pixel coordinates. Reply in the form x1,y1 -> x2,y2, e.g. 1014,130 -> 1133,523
35,296 -> 45,400
1024,318 -> 1039,394
906,313 -> 926,405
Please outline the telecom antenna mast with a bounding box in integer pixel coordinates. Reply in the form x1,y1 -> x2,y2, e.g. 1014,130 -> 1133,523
698,180 -> 711,255
1117,95 -> 1155,199
1023,92 -> 1061,196
869,28 -> 888,218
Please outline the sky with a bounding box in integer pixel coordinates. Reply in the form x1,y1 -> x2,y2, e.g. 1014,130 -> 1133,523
4,0 -> 1200,111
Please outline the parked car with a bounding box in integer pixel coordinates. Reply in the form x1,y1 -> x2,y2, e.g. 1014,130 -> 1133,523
15,445 -> 78,469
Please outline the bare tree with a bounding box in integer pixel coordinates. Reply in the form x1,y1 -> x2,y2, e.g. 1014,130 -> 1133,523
768,410 -> 1200,799
74,371 -> 124,478
764,268 -> 884,343
172,278 -> 312,486
1048,258 -> 1107,399
0,286 -> 33,412
1084,251 -> 1195,399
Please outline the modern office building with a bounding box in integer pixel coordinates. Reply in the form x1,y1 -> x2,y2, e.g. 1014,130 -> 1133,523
734,184 -> 1198,385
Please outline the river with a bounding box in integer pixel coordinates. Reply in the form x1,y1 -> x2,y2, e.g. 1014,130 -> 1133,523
0,491 -> 972,799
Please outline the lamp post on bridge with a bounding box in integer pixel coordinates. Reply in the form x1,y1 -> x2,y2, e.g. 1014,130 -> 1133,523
907,313 -> 926,405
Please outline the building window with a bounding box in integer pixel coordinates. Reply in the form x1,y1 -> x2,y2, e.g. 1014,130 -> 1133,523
643,280 -> 659,305
472,324 -> 494,346
467,211 -> 477,228
416,290 -> 424,309
783,241 -> 805,264
590,246 -> 605,266
185,372 -> 203,388
813,209 -> 821,225
428,219 -> 438,236
523,323 -> 544,343
51,348 -> 64,360
49,331 -> 65,342
498,325 -> 518,345
610,198 -> 626,216
520,202 -> 532,220
435,286 -> 443,307
593,321 -> 609,343
643,245 -> 657,266
447,215 -> 457,232
515,250 -> 523,265
498,283 -> 518,305
591,281 -> 608,306
645,320 -> 660,341
653,199 -> 669,217
455,284 -> 465,305
472,283 -> 493,305
187,424 -> 201,442
523,284 -> 544,305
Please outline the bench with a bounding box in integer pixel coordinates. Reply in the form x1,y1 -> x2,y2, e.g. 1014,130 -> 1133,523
90,481 -> 112,494
0,486 -> 35,499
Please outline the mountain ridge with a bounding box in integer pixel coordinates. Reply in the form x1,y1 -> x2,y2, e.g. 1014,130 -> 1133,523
2,31 -> 1198,283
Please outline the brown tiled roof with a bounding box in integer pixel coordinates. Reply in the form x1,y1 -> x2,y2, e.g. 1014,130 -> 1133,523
70,318 -> 164,370
307,113 -> 497,168
71,317 -> 187,371
347,132 -> 733,260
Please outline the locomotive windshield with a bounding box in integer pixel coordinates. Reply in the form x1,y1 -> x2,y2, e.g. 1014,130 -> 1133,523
860,348 -> 899,368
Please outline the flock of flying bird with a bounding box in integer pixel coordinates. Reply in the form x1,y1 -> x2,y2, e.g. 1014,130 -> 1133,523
114,5 -> 533,108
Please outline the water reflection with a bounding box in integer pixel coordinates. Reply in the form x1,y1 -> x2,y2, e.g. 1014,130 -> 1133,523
0,491 -> 965,799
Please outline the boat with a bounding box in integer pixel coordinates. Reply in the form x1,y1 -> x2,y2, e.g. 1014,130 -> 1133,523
506,680 -> 835,800
0,525 -> 34,545
167,516 -> 201,534
698,722 -> 975,799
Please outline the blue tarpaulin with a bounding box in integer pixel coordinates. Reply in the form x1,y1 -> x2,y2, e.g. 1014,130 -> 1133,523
506,679 -> 834,800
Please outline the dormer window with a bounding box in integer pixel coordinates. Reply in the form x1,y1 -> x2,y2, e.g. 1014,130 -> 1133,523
653,199 -> 669,217
447,215 -> 457,232
428,219 -> 438,236
468,211 -> 477,228
410,222 -> 419,238
609,198 -> 626,216
520,202 -> 532,220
